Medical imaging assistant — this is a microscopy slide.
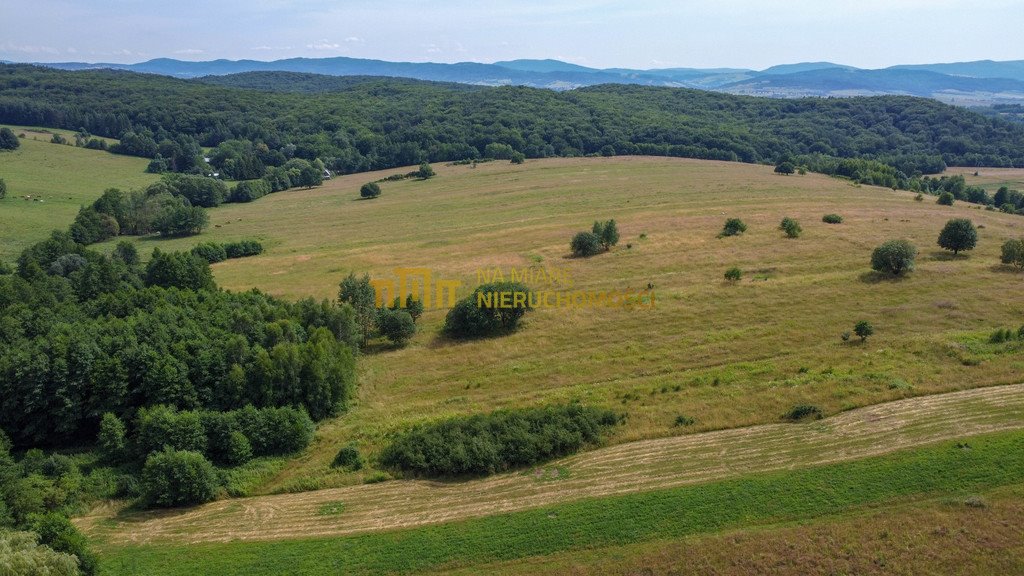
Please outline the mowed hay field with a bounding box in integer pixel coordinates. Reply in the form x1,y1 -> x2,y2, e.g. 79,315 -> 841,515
96,156 -> 1024,494
0,125 -> 157,260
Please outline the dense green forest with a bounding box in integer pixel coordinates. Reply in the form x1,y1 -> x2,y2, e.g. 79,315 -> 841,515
3,65 -> 1024,180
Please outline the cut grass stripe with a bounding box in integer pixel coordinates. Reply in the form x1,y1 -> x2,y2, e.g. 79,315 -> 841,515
98,429 -> 1024,576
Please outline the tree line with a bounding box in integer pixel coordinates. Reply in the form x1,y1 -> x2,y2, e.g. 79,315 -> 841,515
3,64 -> 1024,184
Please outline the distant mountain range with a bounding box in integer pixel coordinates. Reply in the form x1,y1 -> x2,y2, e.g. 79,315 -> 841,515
27,56 -> 1024,104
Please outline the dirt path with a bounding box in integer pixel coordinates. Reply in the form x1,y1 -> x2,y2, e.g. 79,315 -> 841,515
80,383 -> 1024,545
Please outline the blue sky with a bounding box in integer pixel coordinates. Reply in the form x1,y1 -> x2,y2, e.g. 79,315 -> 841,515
1,0 -> 1022,69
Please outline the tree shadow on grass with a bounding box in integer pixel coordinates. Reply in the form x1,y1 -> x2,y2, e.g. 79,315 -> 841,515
990,264 -> 1024,274
858,270 -> 910,284
928,251 -> 967,262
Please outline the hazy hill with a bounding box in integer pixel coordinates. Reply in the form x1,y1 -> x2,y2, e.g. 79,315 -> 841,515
31,56 -> 1024,102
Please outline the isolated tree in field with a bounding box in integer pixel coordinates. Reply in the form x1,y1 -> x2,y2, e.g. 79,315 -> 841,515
774,161 -> 795,175
779,217 -> 802,238
360,182 -> 381,199
592,219 -> 620,250
937,218 -> 978,255
1001,239 -> 1024,269
417,162 -> 435,179
571,231 -> 603,257
854,320 -> 874,342
724,267 -> 742,282
720,218 -> 747,237
937,191 -> 955,206
871,239 -> 917,276
510,151 -> 526,164
0,127 -> 19,150
378,308 -> 416,346
141,447 -> 219,508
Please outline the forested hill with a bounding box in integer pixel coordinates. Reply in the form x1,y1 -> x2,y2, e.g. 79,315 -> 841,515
3,64 -> 1024,176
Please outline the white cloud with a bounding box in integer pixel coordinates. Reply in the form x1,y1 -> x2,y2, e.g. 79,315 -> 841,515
2,42 -> 59,55
174,48 -> 205,55
252,45 -> 292,51
307,39 -> 341,50
344,36 -> 364,44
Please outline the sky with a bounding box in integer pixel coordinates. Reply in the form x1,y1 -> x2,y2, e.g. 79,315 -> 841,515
1,0 -> 1022,70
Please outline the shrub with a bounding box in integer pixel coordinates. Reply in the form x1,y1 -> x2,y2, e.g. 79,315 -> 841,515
380,404 -> 618,476
0,127 -> 19,150
914,193 -> 923,202
416,162 -> 435,179
854,320 -> 874,342
229,179 -> 271,203
510,152 -> 526,164
571,231 -> 603,257
779,217 -> 802,238
785,404 -> 823,421
937,191 -> 955,206
937,218 -> 978,255
774,161 -> 795,175
378,308 -> 416,346
360,182 -> 381,199
871,239 -> 917,275
443,281 -> 533,339
673,415 -> 695,427
0,531 -> 80,575
223,240 -> 263,258
724,267 -> 742,282
331,444 -> 363,470
28,512 -> 98,575
0,178 -> 6,199
141,448 -> 219,508
720,218 -> 747,237
1000,239 -> 1024,269
592,219 -> 620,250
822,213 -> 843,224
190,242 -> 228,263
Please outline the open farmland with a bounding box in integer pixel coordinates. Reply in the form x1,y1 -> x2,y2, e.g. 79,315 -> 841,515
95,156 -> 1024,493
0,125 -> 157,260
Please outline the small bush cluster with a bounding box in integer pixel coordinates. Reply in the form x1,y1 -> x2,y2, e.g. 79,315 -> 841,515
989,326 -> 1024,343
822,213 -> 843,224
724,267 -> 742,282
779,217 -> 802,238
854,320 -> 874,342
571,219 -> 619,257
229,179 -> 272,203
379,404 -> 619,476
360,182 -> 381,199
1000,239 -> 1024,269
443,281 -> 533,339
106,404 -> 315,468
190,240 -> 263,263
331,444 -> 363,470
719,218 -> 747,237
871,239 -> 917,275
785,404 -> 823,421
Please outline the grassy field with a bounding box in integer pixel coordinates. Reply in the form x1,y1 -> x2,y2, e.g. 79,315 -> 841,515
92,429 -> 1024,575
951,166 -> 1024,193
78,383 -> 1024,545
0,125 -> 157,260
437,483 -> 1024,576
92,157 -> 1024,493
